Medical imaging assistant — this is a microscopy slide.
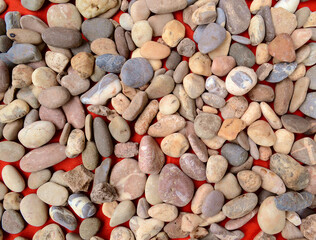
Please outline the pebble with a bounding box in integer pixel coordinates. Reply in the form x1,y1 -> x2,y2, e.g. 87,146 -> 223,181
81,73 -> 121,105
50,170 -> 68,187
271,7 -> 297,35
129,216 -> 164,240
218,118 -> 246,141
219,0 -> 250,34
2,165 -> 25,192
5,11 -> 21,30
282,220 -> 304,239
270,153 -> 310,191
225,66 -> 257,96
159,164 -> 194,207
20,15 -> 48,34
79,218 -> 101,239
210,223 -> 244,240
0,183 -> 8,201
131,20 -> 153,47
145,174 -> 162,205
0,0 -> 6,13
137,197 -> 149,219
205,75 -> 227,98
76,0 -> 118,18
191,183 -> 213,215
162,20 -> 185,47
249,15 -> 265,46
208,30 -> 232,60
110,227 -> 135,240
145,0 -> 187,14
6,43 -> 42,64
47,3 -> 81,30
248,84 -> 274,102
37,182 -> 68,206
140,41 -> 170,60
158,94 -> 179,115
91,38 -> 117,55
0,141 -> 25,162
291,29 -> 312,50
28,169 -> 51,190
122,91 -> 148,121
63,165 -> 94,193
198,23 -> 226,54
20,194 -> 48,226
20,143 -> 66,172
306,65 -> 316,90
202,190 -> 225,218
1,210 -> 25,234
18,121 -> 55,148
248,120 -> 276,147
121,58 -> 153,88
180,153 -> 206,181
268,33 -> 296,62
194,113 -> 221,139
258,197 -> 286,235
225,208 -> 259,231
275,0 -> 299,13
3,192 -> 22,211
148,203 -> 178,222
38,86 -> 70,109
256,43 -> 271,65
296,7 -> 311,28
303,42 -> 316,66
71,52 -> 95,79
300,214 -> 316,240
206,155 -> 228,183
0,60 -> 9,92
222,193 -> 258,219
221,143 -> 248,167
42,27 -> 82,49
299,92 -> 316,119
181,214 -> 203,232
214,173 -> 242,200
39,106 -> 65,130
177,38 -> 196,57
82,18 -> 113,41
110,158 -> 146,201
189,52 -> 212,76
36,224 -> 65,240
7,29 -> 42,45
109,116 -> 130,142
32,66 -> 58,90
211,56 -> 236,77
49,206 -> 77,231
304,11 -> 316,28
275,191 -> 313,212
258,103 -> 280,129
161,133 -> 189,158
229,43 -> 256,68
145,74 -> 175,99
182,74 -> 205,99
281,114 -> 310,133
166,50 -> 181,70
81,141 -> 99,171
291,137 -> 316,166
68,193 -> 96,219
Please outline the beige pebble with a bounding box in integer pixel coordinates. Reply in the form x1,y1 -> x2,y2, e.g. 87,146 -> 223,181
91,38 -> 118,56
28,169 -> 51,190
148,203 -> 178,222
162,20 -> 185,47
111,93 -> 130,115
249,15 -> 265,46
140,41 -> 171,60
199,211 -> 226,227
159,94 -> 180,115
289,77 -> 310,113
250,0 -> 272,14
181,214 -> 203,232
241,102 -> 262,126
131,20 -> 153,47
202,135 -> 226,150
71,52 -> 95,79
273,129 -> 295,154
214,173 -> 241,200
303,11 -> 316,28
65,129 -> 85,158
2,165 -> 25,192
271,7 -> 297,35
161,133 -> 189,158
59,123 -> 71,145
37,182 -> 68,206
237,170 -> 262,192
189,52 -> 212,76
32,67 -> 58,92
248,120 -> 276,147
148,13 -> 174,37
134,100 -> 159,136
12,64 -> 33,89
102,201 -> 118,218
45,51 -> 69,73
191,183 -> 213,214
0,100 -> 30,124
286,211 -> 301,226
183,73 -> 205,99
260,102 -> 282,129
132,48 -> 162,71
288,63 -> 306,81
206,155 -> 228,183
256,43 -> 271,65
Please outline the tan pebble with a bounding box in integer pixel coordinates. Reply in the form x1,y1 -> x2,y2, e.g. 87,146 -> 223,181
249,15 -> 265,46
181,214 -> 203,232
37,182 -> 68,206
159,94 -> 180,115
202,135 -> 225,150
7,29 -> 42,45
102,201 -> 118,218
273,129 -> 295,154
3,192 -> 22,210
111,93 -> 130,115
2,165 -> 25,192
71,52 -> 95,79
189,52 -> 212,76
290,77 -> 310,113
260,102 -> 282,129
161,133 -> 189,158
296,45 -> 311,64
250,0 -> 272,14
131,20 -> 153,48
202,105 -> 218,114
148,13 -> 174,37
237,170 -> 262,192
32,67 -> 58,92
148,203 -> 178,222
256,43 -> 271,65
28,169 -> 51,190
145,174 -> 162,205
288,63 -> 306,81
65,129 -> 85,158
183,73 -> 205,99
271,7 -> 297,35
303,11 -> 316,28
45,51 -> 69,73
0,99 -> 29,124
218,118 -> 246,141
12,64 -> 33,89
206,155 -> 228,183
214,173 -> 241,200
248,120 -> 276,147
162,20 -> 185,47
59,123 -> 71,145
241,102 -> 262,126
140,41 -> 171,60
259,146 -> 272,161
91,38 -> 118,56
2,119 -> 23,141
286,211 -> 301,226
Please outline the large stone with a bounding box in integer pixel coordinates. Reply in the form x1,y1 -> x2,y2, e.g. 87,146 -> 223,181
198,23 -> 226,54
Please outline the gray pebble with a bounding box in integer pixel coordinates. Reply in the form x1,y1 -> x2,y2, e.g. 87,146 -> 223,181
266,62 -> 297,83
0,36 -> 12,53
42,27 -> 82,49
49,206 -> 78,231
114,26 -> 129,59
198,23 -> 226,54
229,43 -> 255,68
93,117 -> 113,158
177,38 -> 196,57
96,54 -> 126,73
166,50 -> 182,70
221,143 -> 248,167
193,24 -> 207,43
1,210 -> 24,234
5,12 -> 21,31
174,61 -> 189,83
6,43 -> 42,64
274,191 -> 314,212
71,40 -> 91,55
231,35 -> 251,45
82,18 -> 114,42
299,92 -> 316,119
121,58 -> 154,88
93,158 -> 112,186
216,7 -> 225,27
257,6 -> 275,42
306,65 -> 316,90
202,190 -> 225,217
201,92 -> 225,108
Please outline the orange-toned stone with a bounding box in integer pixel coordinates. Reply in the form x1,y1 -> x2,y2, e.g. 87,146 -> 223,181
291,29 -> 313,50
211,56 -> 236,77
268,33 -> 296,62
218,118 -> 247,141
140,41 -> 171,60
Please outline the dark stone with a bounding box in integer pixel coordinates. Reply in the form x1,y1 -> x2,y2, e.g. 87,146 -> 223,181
81,18 -> 114,41
229,43 -> 255,67
96,54 -> 126,73
221,143 -> 248,167
274,191 -> 314,211
257,6 -> 275,42
42,27 -> 82,49
114,26 -> 129,59
90,182 -> 118,204
281,114 -> 310,134
265,62 -> 297,83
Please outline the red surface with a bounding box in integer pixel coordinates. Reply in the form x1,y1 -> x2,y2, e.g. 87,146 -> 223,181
0,0 -> 315,239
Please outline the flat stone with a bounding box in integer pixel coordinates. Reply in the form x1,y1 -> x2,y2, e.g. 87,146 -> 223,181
49,206 -> 77,231
268,33 -> 296,62
6,44 -> 41,64
1,210 -> 24,234
274,191 -> 314,211
281,114 -> 310,133
145,0 -> 187,14
82,18 -> 114,41
299,92 -> 316,119
42,27 -> 82,49
291,137 -> 316,166
248,84 -> 274,102
266,62 -> 297,83
271,7 -> 297,35
198,23 -> 226,54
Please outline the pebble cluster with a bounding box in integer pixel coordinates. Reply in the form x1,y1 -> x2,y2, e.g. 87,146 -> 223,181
0,0 -> 315,239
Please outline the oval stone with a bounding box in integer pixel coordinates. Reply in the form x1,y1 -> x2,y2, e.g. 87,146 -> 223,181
194,112 -> 222,139
68,193 -> 96,219
20,143 -> 67,172
0,99 -> 30,124
1,209 -> 25,234
121,58 -> 154,88
161,133 -> 189,158
49,206 -> 77,231
274,191 -> 314,212
222,193 -> 258,219
202,190 -> 225,218
2,165 -> 25,192
248,120 -> 276,147
0,141 -> 25,162
38,86 -> 70,109
148,115 -> 186,137
20,194 -> 48,227
291,137 -> 316,166
6,43 -> 42,64
198,23 -> 226,54
37,182 -> 69,206
158,164 -> 194,207
179,153 -> 206,181
93,117 -> 113,157
18,121 -> 55,148
221,143 -> 248,167
42,27 -> 82,49
96,54 -> 126,74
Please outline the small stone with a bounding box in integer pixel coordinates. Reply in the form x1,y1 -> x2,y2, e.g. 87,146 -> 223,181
161,133 -> 189,158
274,0 -> 299,13
218,118 -> 246,141
137,197 -> 150,219
271,7 -> 297,35
194,113 -> 222,139
5,11 -> 21,30
237,170 -> 261,192
198,23 -> 226,54
192,3 -> 216,25
303,42 -> 316,66
304,11 -> 316,28
258,197 -> 286,235
2,165 -> 25,192
131,20 -> 153,48
211,56 -> 236,77
180,153 -> 206,181
140,41 -> 171,60
49,206 -> 77,231
208,30 -> 232,60
42,27 -> 82,49
79,218 -> 101,239
296,7 -> 311,28
177,38 -> 196,57
229,43 -> 256,68
68,193 -> 96,219
300,214 -> 316,240
110,227 -> 134,240
202,190 -> 225,218
206,155 -> 228,183
130,216 -> 164,240
1,210 -> 25,234
82,18 -> 113,41
6,43 -> 41,64
291,137 -> 316,166
249,15 -> 265,46
0,141 -> 25,163
145,0 -> 187,14
291,28 -> 312,50
102,201 -> 118,219
63,165 -> 93,193
76,0 -> 118,18
225,208 -> 259,231
110,200 -> 136,227
214,173 -> 242,200
162,20 -> 185,47
281,114 -> 310,133
189,52 -> 212,76
148,203 -> 178,222
248,84 -> 274,102
28,169 -> 51,190
299,92 -> 316,119
256,43 -> 271,65
221,143 -> 248,167
268,33 -> 296,62
93,117 -> 113,157
145,74 -> 175,99
93,158 -> 111,186
205,75 -> 228,98
20,194 -> 48,227
275,191 -> 314,212
123,91 -> 148,121
145,174 -> 162,205
210,223 -> 244,240
270,153 -> 310,191
90,182 -> 118,204
248,120 -> 276,147
181,214 -> 203,232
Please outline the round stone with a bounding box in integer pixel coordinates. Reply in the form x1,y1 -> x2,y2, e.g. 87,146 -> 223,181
82,18 -> 114,41
229,43 -> 256,68
198,23 -> 226,54
237,170 -> 262,192
79,218 -> 101,239
221,143 -> 248,167
0,141 -> 25,163
162,20 -> 185,47
1,210 -> 24,234
160,133 -> 189,158
194,113 -> 222,139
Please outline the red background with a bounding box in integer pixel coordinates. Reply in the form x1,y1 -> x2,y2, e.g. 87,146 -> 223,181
0,0 -> 315,239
